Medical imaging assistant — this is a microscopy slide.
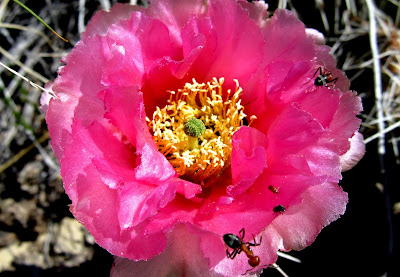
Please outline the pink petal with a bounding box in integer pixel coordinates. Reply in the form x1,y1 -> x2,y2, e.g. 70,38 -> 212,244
315,45 -> 350,92
340,132 -> 365,171
48,36 -> 108,159
71,163 -> 168,260
264,181 -> 348,251
238,0 -> 269,28
59,119 -> 138,202
101,23 -> 145,87
117,179 -> 177,230
228,126 -> 268,197
111,224 -> 222,277
262,9 -> 315,64
82,4 -> 141,41
306,28 -> 325,45
329,90 -> 363,155
102,86 -> 177,183
144,0 -> 208,47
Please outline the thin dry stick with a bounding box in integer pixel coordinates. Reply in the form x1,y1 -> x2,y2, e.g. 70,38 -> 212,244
315,0 -> 330,33
0,61 -> 58,98
0,131 -> 49,174
0,22 -> 51,43
270,263 -> 289,277
365,0 -> 394,266
277,251 -> 302,263
0,0 -> 11,21
0,46 -> 49,83
78,0 -> 86,34
99,0 -> 110,11
364,120 -> 400,144
365,0 -> 385,154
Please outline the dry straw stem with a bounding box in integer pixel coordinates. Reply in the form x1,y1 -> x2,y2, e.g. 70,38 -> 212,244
270,263 -> 289,277
0,131 -> 49,174
366,0 -> 385,155
330,0 -> 400,163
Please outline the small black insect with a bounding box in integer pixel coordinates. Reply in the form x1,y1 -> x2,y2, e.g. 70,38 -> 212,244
273,204 -> 286,213
312,67 -> 338,87
268,185 -> 279,194
223,228 -> 262,275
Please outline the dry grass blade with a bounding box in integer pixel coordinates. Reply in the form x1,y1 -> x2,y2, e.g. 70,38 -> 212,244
0,131 -> 49,174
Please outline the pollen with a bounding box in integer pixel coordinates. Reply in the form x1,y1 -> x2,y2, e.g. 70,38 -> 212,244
148,77 -> 250,184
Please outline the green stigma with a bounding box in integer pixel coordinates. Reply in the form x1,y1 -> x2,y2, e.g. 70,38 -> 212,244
184,117 -> 205,138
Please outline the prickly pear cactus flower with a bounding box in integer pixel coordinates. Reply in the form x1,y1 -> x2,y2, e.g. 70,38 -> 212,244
43,0 -> 364,276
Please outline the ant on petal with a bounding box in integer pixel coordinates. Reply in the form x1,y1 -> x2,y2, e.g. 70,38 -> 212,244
311,67 -> 338,88
223,228 -> 262,275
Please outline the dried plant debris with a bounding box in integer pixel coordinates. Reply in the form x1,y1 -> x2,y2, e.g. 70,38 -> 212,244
0,217 -> 95,271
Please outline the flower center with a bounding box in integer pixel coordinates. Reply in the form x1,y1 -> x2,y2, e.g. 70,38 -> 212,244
147,77 -> 252,185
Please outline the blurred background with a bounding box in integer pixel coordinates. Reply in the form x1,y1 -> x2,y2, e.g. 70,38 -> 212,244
0,0 -> 398,276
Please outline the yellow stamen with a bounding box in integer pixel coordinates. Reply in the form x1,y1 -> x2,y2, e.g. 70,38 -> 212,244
148,77 -> 250,184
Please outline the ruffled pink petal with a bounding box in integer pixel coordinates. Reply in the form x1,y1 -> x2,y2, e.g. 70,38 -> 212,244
262,9 -> 315,65
102,86 -> 177,183
238,0 -> 269,28
128,11 -> 183,68
82,3 -> 141,41
135,143 -> 178,183
187,0 -> 265,83
60,120 -> 136,201
228,126 -> 268,197
101,22 -> 145,87
144,0 -> 208,47
315,45 -> 350,92
140,32 -> 204,115
175,178 -> 203,199
142,197 -> 198,235
48,35 -> 108,159
142,0 -> 266,116
306,28 -> 325,45
264,181 -> 348,251
111,224 -> 222,277
265,106 -> 324,164
102,86 -> 143,147
117,179 -> 177,230
71,163 -> 168,260
340,132 -> 365,171
329,90 -> 363,155
272,61 -> 341,129
39,83 -> 54,114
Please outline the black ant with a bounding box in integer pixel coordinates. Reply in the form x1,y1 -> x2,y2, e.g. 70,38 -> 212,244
273,204 -> 286,213
311,67 -> 338,87
223,228 -> 262,275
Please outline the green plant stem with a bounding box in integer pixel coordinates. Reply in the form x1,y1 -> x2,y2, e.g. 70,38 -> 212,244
12,0 -> 68,42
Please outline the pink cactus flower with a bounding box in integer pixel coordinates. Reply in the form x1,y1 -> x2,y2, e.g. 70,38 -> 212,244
43,0 -> 364,276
